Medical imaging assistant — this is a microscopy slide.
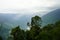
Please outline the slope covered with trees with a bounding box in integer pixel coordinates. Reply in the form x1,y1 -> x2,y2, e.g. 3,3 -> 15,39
6,15 -> 60,40
42,9 -> 60,26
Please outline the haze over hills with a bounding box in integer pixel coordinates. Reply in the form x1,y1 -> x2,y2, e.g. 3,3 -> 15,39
0,8 -> 60,29
0,8 -> 60,40
0,13 -> 43,30
0,13 -> 41,40
0,13 -> 35,29
42,8 -> 60,26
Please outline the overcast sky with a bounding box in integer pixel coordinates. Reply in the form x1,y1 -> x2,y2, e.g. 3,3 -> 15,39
0,0 -> 60,15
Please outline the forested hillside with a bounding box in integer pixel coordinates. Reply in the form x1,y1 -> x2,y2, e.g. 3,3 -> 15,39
0,15 -> 60,40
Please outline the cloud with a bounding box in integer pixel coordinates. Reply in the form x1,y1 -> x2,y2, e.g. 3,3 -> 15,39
0,0 -> 60,16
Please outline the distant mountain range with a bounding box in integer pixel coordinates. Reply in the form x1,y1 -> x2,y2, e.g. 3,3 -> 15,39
0,8 -> 60,40
42,9 -> 60,26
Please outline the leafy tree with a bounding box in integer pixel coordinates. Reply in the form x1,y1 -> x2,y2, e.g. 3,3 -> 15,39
50,21 -> 60,40
26,30 -> 31,40
0,36 -> 2,40
7,36 -> 13,40
50,27 -> 60,40
31,15 -> 42,27
35,31 -> 52,40
11,26 -> 25,40
42,24 -> 53,32
54,20 -> 60,27
0,24 -> 3,40
26,15 -> 42,40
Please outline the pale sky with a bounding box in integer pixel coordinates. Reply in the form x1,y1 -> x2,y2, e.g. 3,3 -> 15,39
0,0 -> 60,15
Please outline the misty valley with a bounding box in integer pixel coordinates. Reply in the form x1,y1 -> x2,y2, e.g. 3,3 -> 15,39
0,9 -> 60,40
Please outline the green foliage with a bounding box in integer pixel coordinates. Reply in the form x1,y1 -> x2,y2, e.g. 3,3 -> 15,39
31,15 -> 42,27
54,20 -> 60,27
11,26 -> 25,40
35,31 -> 52,40
0,36 -> 2,40
9,16 -> 60,40
50,21 -> 60,40
42,24 -> 53,32
28,16 -> 41,40
7,36 -> 13,40
29,26 -> 41,40
26,30 -> 31,40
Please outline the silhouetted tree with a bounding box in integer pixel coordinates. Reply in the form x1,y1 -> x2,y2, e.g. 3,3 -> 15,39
31,15 -> 42,27
11,26 -> 25,40
0,36 -> 2,40
26,15 -> 42,40
42,24 -> 53,32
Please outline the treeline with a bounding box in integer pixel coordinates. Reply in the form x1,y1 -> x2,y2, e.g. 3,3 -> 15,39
0,15 -> 60,40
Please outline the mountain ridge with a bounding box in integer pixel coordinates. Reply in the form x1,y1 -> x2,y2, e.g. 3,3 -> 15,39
0,8 -> 60,40
42,8 -> 60,26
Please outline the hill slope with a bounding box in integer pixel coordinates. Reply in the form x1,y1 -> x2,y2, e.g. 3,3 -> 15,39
42,9 -> 60,26
0,8 -> 60,40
